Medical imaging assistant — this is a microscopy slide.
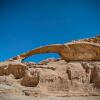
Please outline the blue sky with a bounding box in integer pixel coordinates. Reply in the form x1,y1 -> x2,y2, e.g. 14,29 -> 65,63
0,0 -> 100,62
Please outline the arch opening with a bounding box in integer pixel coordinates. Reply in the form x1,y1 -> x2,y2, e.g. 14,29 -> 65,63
23,53 -> 60,63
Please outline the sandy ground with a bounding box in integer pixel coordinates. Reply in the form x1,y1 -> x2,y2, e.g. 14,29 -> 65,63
0,95 -> 100,100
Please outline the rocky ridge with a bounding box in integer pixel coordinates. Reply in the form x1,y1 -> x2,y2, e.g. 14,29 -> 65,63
0,36 -> 100,97
0,60 -> 100,96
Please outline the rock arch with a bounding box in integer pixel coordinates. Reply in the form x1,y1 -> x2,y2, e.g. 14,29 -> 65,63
7,42 -> 100,62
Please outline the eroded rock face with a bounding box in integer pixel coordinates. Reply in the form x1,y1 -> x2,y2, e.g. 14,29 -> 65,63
7,38 -> 100,62
0,60 -> 100,96
90,63 -> 100,87
21,70 -> 39,87
0,64 -> 6,76
0,62 -> 27,79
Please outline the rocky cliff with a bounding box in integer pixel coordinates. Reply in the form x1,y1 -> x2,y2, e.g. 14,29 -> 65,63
0,60 -> 100,96
0,36 -> 100,97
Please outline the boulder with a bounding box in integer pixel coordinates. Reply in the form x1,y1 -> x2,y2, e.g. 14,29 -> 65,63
21,70 -> 39,87
0,62 -> 27,79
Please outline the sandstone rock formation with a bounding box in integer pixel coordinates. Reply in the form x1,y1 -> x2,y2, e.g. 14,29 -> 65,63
21,70 -> 39,87
0,36 -> 100,97
39,58 -> 60,65
0,62 -> 27,78
7,36 -> 100,62
0,60 -> 100,96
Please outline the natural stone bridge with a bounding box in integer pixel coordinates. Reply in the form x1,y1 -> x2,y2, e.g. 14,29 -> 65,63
7,40 -> 100,62
0,36 -> 100,97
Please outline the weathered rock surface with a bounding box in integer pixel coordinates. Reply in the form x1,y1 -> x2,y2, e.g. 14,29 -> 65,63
0,36 -> 100,98
0,62 -> 27,78
21,70 -> 39,87
15,43 -> 100,62
0,60 -> 100,97
7,36 -> 100,62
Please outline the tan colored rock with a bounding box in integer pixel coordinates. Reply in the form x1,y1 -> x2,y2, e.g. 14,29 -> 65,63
90,64 -> 100,87
0,62 -> 27,79
0,60 -> 100,96
7,42 -> 100,62
35,60 -> 100,96
0,65 -> 6,76
39,58 -> 58,65
66,62 -> 86,83
7,62 -> 27,79
23,62 -> 36,66
21,70 -> 39,87
0,36 -> 100,97
7,36 -> 100,62
0,62 -> 10,76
